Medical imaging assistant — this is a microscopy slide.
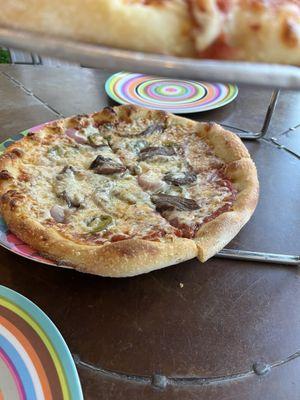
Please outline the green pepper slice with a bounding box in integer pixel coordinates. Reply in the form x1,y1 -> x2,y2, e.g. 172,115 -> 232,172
48,145 -> 63,157
88,215 -> 113,233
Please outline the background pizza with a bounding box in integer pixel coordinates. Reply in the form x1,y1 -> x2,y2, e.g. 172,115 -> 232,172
0,0 -> 299,64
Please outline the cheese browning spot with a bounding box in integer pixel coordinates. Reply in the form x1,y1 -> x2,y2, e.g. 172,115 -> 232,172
282,19 -> 300,47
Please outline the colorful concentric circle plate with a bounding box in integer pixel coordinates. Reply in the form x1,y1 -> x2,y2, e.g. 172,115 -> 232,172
105,72 -> 238,114
0,284 -> 83,400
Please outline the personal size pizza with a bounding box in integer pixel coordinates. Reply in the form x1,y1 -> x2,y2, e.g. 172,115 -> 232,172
0,105 -> 259,277
1,0 -> 300,64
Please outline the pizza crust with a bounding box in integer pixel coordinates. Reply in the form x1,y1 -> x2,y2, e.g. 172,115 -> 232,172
192,123 -> 259,261
0,105 -> 259,277
195,158 -> 259,261
0,199 -> 197,277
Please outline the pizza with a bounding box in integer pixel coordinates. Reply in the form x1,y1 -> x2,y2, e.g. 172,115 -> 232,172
0,105 -> 258,277
0,0 -> 299,64
190,0 -> 300,65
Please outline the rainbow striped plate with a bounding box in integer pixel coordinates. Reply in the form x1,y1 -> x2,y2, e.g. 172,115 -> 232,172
105,72 -> 238,114
0,285 -> 83,399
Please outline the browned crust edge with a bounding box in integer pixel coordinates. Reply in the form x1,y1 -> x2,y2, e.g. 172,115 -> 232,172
0,201 -> 197,277
193,123 -> 259,261
0,105 -> 259,275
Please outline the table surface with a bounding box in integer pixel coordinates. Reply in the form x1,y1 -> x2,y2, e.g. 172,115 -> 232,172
0,65 -> 299,400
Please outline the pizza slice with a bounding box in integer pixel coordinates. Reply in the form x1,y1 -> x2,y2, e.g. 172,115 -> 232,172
94,107 -> 247,248
0,0 -> 194,57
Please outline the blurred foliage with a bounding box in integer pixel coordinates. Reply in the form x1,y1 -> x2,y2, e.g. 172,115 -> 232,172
0,49 -> 11,63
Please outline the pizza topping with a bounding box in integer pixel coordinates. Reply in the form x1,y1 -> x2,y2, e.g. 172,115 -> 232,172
65,128 -> 89,145
0,170 -> 13,180
87,215 -> 113,233
59,165 -> 77,175
137,171 -> 167,192
131,165 -> 143,175
151,194 -> 200,212
112,188 -> 137,204
138,146 -> 176,161
89,155 -> 126,175
59,190 -> 82,208
163,171 -> 197,186
88,134 -> 108,148
163,184 -> 236,238
139,123 -> 164,137
132,139 -> 149,153
117,138 -> 150,157
50,205 -> 66,223
163,140 -> 180,148
110,233 -> 130,242
48,146 -> 63,158
92,183 -> 115,212
202,203 -> 232,225
59,190 -> 73,208
54,166 -> 86,208
110,176 -> 152,205
168,219 -> 195,239
142,229 -> 167,241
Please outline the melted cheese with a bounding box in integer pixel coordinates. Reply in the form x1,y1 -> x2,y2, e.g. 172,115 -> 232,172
11,115 -> 235,243
104,117 -> 234,232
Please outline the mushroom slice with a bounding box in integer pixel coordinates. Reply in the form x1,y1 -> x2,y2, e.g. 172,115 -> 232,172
89,155 -> 126,175
59,165 -> 76,175
56,168 -> 84,207
138,146 -> 176,161
163,171 -> 197,186
59,190 -> 72,208
151,194 -> 199,212
139,124 -> 164,137
58,190 -> 82,208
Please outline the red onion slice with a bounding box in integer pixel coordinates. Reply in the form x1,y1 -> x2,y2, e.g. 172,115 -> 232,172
65,128 -> 88,144
50,205 -> 65,223
138,172 -> 166,192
